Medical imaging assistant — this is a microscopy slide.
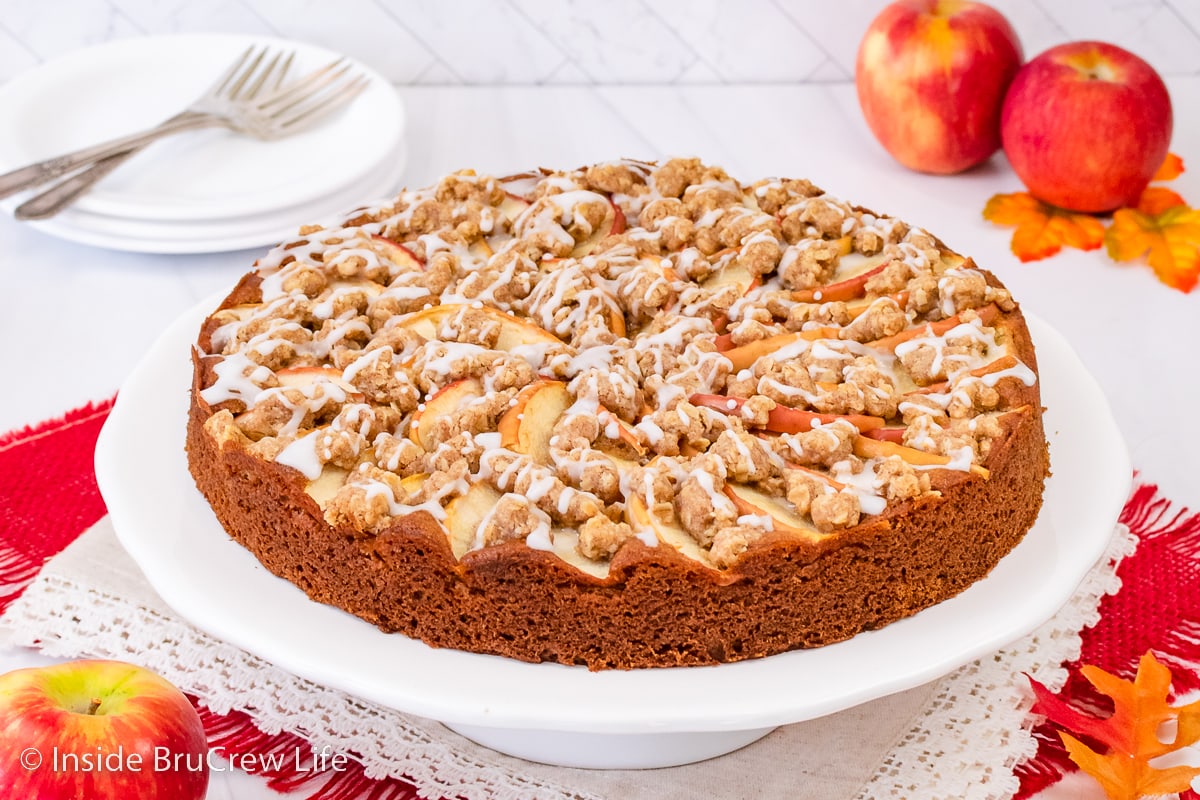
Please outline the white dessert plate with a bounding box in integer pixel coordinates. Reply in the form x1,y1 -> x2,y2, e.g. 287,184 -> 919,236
0,34 -> 404,224
96,304 -> 1129,769
16,141 -> 408,254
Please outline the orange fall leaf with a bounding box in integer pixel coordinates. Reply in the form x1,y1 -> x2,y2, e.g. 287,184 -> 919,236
1028,652 -> 1200,800
1136,186 -> 1187,216
983,192 -> 1106,262
1106,201 -> 1200,293
1153,152 -> 1185,182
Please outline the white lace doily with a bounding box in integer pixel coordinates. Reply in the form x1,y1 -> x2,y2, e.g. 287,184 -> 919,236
0,518 -> 1135,800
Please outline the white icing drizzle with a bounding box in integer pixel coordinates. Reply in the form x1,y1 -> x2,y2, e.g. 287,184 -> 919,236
737,513 -> 775,531
198,352 -> 274,406
981,361 -> 1037,388
829,459 -> 888,516
275,431 -> 324,480
893,319 -> 998,382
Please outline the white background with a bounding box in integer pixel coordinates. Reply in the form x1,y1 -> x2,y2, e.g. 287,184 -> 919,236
0,0 -> 1198,86
1,2 -> 1199,798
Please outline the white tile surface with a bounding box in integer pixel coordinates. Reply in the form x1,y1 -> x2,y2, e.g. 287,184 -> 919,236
2,0 -> 1199,84
380,0 -> 563,84
652,0 -> 826,83
107,0 -> 275,36
0,24 -> 39,80
510,0 -> 695,83
247,0 -> 442,83
0,0 -> 141,60
1035,0 -> 1200,74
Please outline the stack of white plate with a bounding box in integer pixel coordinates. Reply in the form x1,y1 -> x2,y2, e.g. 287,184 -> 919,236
0,35 -> 407,254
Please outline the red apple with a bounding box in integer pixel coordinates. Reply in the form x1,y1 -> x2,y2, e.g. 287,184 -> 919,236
0,659 -> 208,799
856,0 -> 1023,174
1000,41 -> 1172,212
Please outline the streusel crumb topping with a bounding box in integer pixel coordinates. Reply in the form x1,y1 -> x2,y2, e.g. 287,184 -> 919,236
196,159 -> 1037,577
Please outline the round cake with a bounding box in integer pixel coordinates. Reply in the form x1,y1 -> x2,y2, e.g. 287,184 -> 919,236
187,159 -> 1048,670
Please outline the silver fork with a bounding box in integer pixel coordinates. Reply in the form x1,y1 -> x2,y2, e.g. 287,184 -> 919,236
10,47 -> 292,221
4,48 -> 369,220
0,47 -> 290,204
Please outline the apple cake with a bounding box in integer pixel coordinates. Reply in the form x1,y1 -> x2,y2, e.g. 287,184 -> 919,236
187,158 -> 1048,670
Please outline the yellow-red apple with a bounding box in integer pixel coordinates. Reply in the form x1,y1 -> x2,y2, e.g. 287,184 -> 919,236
0,660 -> 208,799
856,0 -> 1023,174
1000,41 -> 1172,212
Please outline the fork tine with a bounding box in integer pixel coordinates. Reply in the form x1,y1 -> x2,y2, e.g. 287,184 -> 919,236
255,58 -> 348,110
205,45 -> 255,99
276,75 -> 370,131
272,52 -> 295,92
262,63 -> 356,119
240,49 -> 289,101
226,46 -> 269,101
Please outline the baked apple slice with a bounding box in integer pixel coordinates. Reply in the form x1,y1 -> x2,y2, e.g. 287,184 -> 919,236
843,291 -> 909,320
497,380 -> 572,464
702,255 -> 761,296
716,328 -> 850,371
303,465 -> 349,508
903,355 -> 1031,396
395,304 -> 562,349
690,393 -> 885,434
722,483 -> 822,542
596,406 -> 646,458
498,192 -> 532,224
570,198 -> 626,258
624,494 -> 714,567
444,481 -> 502,559
275,366 -> 365,402
369,234 -> 424,270
702,254 -> 762,331
409,378 -> 483,450
852,435 -> 989,478
790,253 -> 890,303
867,304 -> 999,352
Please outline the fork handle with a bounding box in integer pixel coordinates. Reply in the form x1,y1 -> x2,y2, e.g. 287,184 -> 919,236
14,150 -> 139,221
0,112 -> 222,201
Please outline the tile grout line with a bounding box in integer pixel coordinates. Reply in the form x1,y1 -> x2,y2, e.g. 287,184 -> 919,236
1163,0 -> 1200,41
502,0 -> 598,84
228,0 -> 283,41
0,17 -> 47,63
770,0 -> 853,81
1028,0 -> 1075,39
369,0 -> 466,84
634,0 -> 721,85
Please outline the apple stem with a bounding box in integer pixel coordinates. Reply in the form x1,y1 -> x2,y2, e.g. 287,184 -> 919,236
87,698 -> 102,715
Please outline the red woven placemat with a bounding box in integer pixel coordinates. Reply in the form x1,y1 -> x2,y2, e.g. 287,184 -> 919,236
0,399 -> 419,800
2,400 -> 1197,799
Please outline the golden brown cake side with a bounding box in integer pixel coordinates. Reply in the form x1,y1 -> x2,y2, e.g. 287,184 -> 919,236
186,160 -> 1049,670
